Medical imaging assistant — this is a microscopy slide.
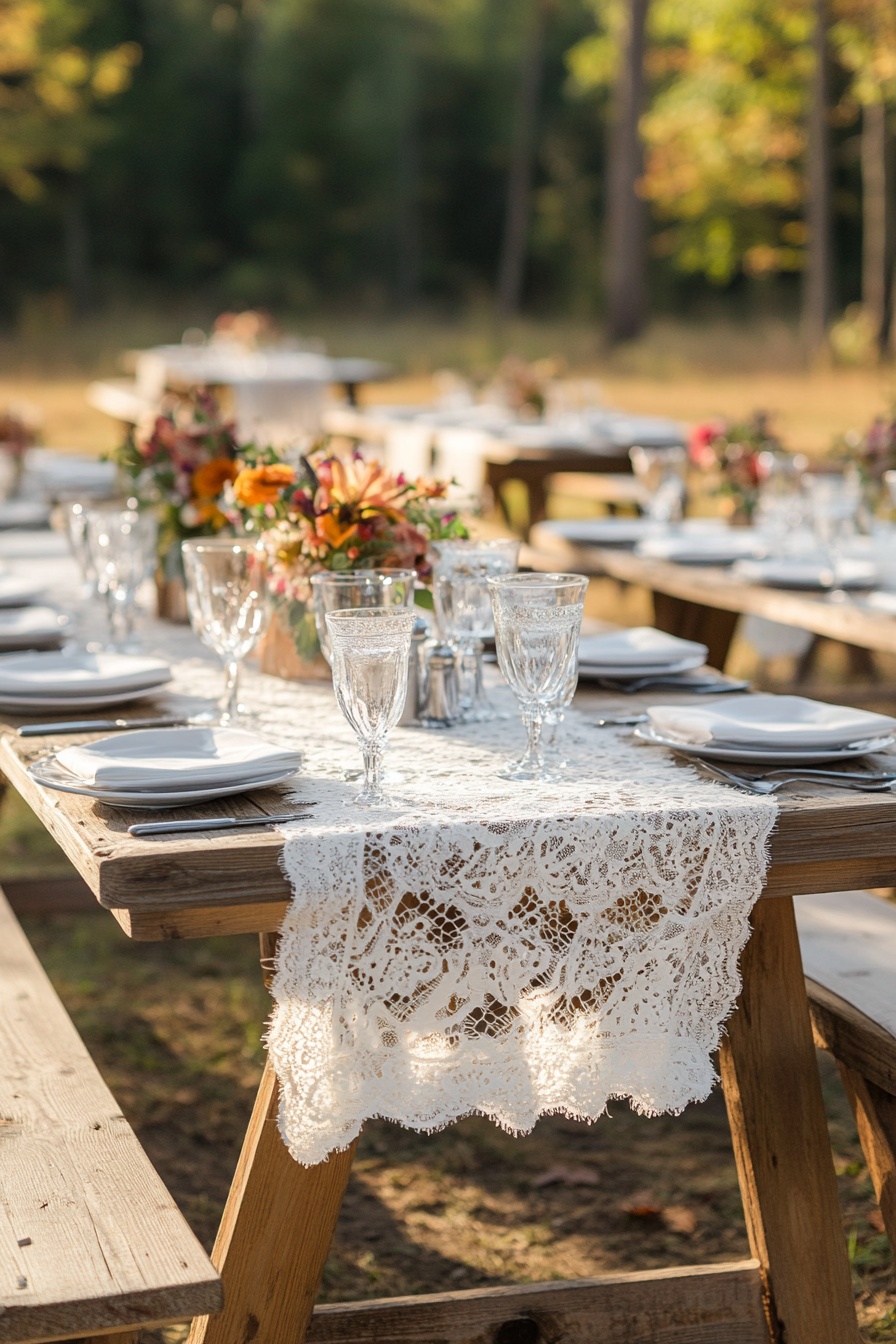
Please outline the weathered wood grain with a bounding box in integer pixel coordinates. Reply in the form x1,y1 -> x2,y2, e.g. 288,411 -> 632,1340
4,718 -> 896,940
719,896 -> 861,1344
839,1066 -> 896,1252
0,890 -> 222,1343
188,1058 -> 357,1344
306,1260 -> 768,1344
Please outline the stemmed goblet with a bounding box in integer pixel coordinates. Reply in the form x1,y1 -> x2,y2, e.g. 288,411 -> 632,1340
86,507 -> 157,648
803,472 -> 863,598
182,538 -> 268,723
310,569 -> 417,664
488,573 -> 587,781
325,608 -> 417,807
432,538 -> 520,720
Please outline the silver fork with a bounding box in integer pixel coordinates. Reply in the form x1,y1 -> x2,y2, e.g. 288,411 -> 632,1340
695,761 -> 896,794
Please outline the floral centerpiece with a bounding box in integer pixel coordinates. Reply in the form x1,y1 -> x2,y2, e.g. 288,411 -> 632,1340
836,413 -> 896,508
115,390 -> 240,618
688,411 -> 782,522
225,445 -> 465,673
0,404 -> 40,498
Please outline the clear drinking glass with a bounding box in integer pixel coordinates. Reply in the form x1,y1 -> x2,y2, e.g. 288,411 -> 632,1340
432,538 -> 521,721
311,569 -> 416,664
803,472 -> 862,597
488,573 -> 587,782
182,538 -> 268,723
629,446 -> 687,523
325,607 -> 417,807
58,500 -> 97,598
86,507 -> 157,648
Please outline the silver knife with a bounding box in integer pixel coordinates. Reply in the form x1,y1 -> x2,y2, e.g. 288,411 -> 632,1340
128,811 -> 314,837
17,716 -> 195,737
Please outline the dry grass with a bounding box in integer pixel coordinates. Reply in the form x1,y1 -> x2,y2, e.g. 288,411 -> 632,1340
2,311 -> 895,455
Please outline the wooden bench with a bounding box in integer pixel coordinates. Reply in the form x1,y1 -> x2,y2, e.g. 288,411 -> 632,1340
796,889 -> 896,1247
0,888 -> 221,1343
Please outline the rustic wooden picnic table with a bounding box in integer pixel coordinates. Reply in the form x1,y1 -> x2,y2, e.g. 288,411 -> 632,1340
529,525 -> 896,673
0,674 -> 887,1344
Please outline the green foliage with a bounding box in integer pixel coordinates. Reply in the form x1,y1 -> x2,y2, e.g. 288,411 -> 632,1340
0,0 -> 139,199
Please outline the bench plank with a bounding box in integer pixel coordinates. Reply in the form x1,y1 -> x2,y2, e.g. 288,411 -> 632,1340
796,890 -> 896,1042
0,890 -> 221,1343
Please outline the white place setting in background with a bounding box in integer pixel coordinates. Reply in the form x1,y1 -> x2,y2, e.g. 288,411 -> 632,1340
635,693 -> 896,764
0,650 -> 171,712
735,556 -> 879,591
29,725 -> 303,809
0,605 -> 72,651
577,627 -> 708,681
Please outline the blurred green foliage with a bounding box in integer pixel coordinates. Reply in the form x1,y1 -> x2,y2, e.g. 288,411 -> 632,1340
0,0 -> 891,322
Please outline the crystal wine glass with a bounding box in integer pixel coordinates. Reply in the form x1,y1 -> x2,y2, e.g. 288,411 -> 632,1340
488,573 -> 587,781
58,500 -> 97,599
311,569 -> 417,665
86,507 -> 157,648
182,538 -> 268,723
325,607 -> 417,807
432,537 -> 520,721
803,472 -> 863,597
629,446 -> 687,524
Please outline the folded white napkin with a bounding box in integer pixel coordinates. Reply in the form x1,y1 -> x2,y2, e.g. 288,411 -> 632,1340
0,650 -> 170,696
648,694 -> 896,749
578,627 -> 708,668
57,726 -> 303,790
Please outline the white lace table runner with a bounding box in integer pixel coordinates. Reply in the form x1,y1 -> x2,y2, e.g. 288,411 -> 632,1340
165,656 -> 777,1167
9,532 -> 776,1173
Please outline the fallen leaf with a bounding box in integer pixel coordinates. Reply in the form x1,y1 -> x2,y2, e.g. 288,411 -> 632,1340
662,1205 -> 697,1235
620,1190 -> 663,1218
868,1209 -> 886,1233
531,1164 -> 601,1189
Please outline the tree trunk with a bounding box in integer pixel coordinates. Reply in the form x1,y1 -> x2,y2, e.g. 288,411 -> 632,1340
605,0 -> 650,345
393,44 -> 421,312
63,182 -> 93,317
495,0 -> 548,320
804,0 -> 833,352
862,99 -> 887,351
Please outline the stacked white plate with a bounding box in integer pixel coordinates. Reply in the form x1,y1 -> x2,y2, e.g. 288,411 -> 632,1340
635,694 -> 896,764
637,528 -> 764,566
539,518 -> 658,548
29,726 -> 304,808
578,627 -> 708,682
0,575 -> 48,608
0,650 -> 172,712
0,606 -> 72,652
734,556 -> 878,591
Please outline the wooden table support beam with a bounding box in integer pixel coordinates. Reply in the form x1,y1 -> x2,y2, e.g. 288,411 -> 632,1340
187,1058 -> 357,1344
719,896 -> 860,1343
307,1261 -> 767,1344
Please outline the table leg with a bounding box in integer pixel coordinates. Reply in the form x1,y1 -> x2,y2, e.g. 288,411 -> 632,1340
838,1064 -> 896,1248
651,592 -> 738,670
188,1057 -> 357,1344
719,895 -> 859,1343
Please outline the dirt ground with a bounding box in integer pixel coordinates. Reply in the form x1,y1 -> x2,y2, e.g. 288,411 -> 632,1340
18,901 -> 896,1343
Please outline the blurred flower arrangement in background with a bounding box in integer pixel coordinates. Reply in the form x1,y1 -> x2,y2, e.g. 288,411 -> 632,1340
688,411 -> 782,521
837,412 -> 896,483
0,403 -> 41,498
116,391 -> 239,562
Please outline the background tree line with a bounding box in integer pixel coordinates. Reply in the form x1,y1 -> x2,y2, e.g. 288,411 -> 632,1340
0,0 -> 894,350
